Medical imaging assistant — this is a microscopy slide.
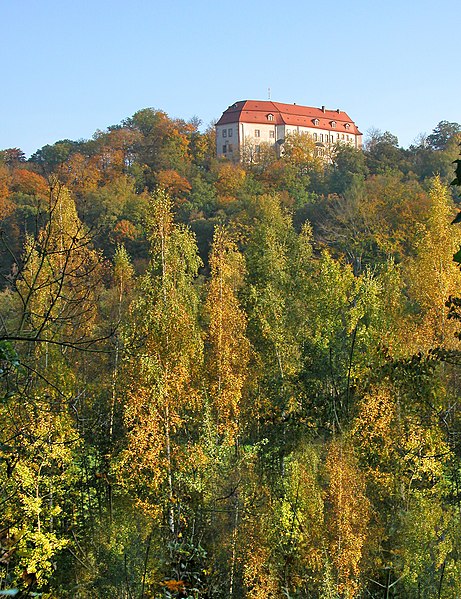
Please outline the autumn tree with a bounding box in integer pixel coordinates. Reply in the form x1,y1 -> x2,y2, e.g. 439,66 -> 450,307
404,177 -> 461,351
316,173 -> 431,272
214,162 -> 247,208
0,181 -> 105,594
205,225 -> 250,443
117,189 -> 207,595
325,439 -> 370,598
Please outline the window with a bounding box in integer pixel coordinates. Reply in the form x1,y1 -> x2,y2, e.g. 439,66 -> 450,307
313,118 -> 319,126
345,123 -> 350,130
320,134 -> 324,142
255,129 -> 260,137
255,145 -> 261,155
331,121 -> 337,128
313,133 -> 318,141
269,130 -> 275,138
223,129 -> 227,138
342,134 -> 345,139
228,144 -> 233,152
228,128 -> 233,137
267,114 -> 274,121
222,146 -> 227,153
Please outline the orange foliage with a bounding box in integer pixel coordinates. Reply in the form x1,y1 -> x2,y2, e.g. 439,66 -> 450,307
99,127 -> 140,159
0,165 -> 12,216
260,160 -> 290,188
0,196 -> 15,220
62,153 -> 102,193
243,545 -> 280,599
162,579 -> 186,592
113,219 -> 138,242
91,128 -> 142,182
282,132 -> 323,170
11,168 -> 49,198
157,169 -> 191,199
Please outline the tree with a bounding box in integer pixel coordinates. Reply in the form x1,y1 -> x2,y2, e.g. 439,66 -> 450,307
364,129 -> 410,175
0,181 -> 105,594
117,190 -> 207,594
409,127 -> 461,184
157,169 -> 192,204
404,177 -> 461,351
123,108 -> 193,185
214,162 -> 247,208
0,148 -> 26,167
316,173 -> 431,271
427,120 -> 461,151
205,225 -> 250,444
325,439 -> 370,598
30,140 -> 79,174
0,163 -> 14,220
328,144 -> 369,195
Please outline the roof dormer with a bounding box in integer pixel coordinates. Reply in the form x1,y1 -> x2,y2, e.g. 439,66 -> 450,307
267,113 -> 274,121
331,121 -> 337,128
313,118 -> 319,126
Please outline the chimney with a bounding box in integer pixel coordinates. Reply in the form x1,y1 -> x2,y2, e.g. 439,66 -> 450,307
321,105 -> 325,113
336,108 -> 340,113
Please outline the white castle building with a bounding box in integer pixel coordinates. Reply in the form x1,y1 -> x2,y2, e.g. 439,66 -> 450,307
215,100 -> 362,160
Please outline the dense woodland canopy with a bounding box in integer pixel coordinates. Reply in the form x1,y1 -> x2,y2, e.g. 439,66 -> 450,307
1,109 -> 461,598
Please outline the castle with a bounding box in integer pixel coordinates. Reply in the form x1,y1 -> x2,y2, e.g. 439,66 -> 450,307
215,100 -> 362,160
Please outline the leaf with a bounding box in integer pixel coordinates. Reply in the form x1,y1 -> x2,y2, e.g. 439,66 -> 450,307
452,157 -> 461,186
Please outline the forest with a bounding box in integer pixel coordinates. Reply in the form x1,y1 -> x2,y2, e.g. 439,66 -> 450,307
1,109 -> 461,598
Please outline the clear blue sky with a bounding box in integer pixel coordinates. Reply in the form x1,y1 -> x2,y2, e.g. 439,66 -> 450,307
1,0 -> 459,157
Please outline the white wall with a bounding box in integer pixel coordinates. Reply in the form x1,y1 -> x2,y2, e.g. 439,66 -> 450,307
216,123 -> 238,158
216,120 -> 361,157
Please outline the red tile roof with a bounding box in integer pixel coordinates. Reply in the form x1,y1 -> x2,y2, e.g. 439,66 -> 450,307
216,100 -> 362,135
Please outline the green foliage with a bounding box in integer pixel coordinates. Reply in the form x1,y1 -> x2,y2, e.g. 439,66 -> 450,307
427,121 -> 461,151
328,144 -> 369,195
0,340 -> 20,377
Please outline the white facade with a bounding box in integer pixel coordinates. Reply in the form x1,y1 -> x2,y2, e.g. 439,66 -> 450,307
216,122 -> 360,159
216,101 -> 362,160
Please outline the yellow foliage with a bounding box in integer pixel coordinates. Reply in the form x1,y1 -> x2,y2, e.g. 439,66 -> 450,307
205,226 -> 250,442
325,439 -> 370,598
404,177 -> 461,351
215,162 -> 246,199
282,131 -> 323,171
351,386 -> 397,494
243,544 -> 280,599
